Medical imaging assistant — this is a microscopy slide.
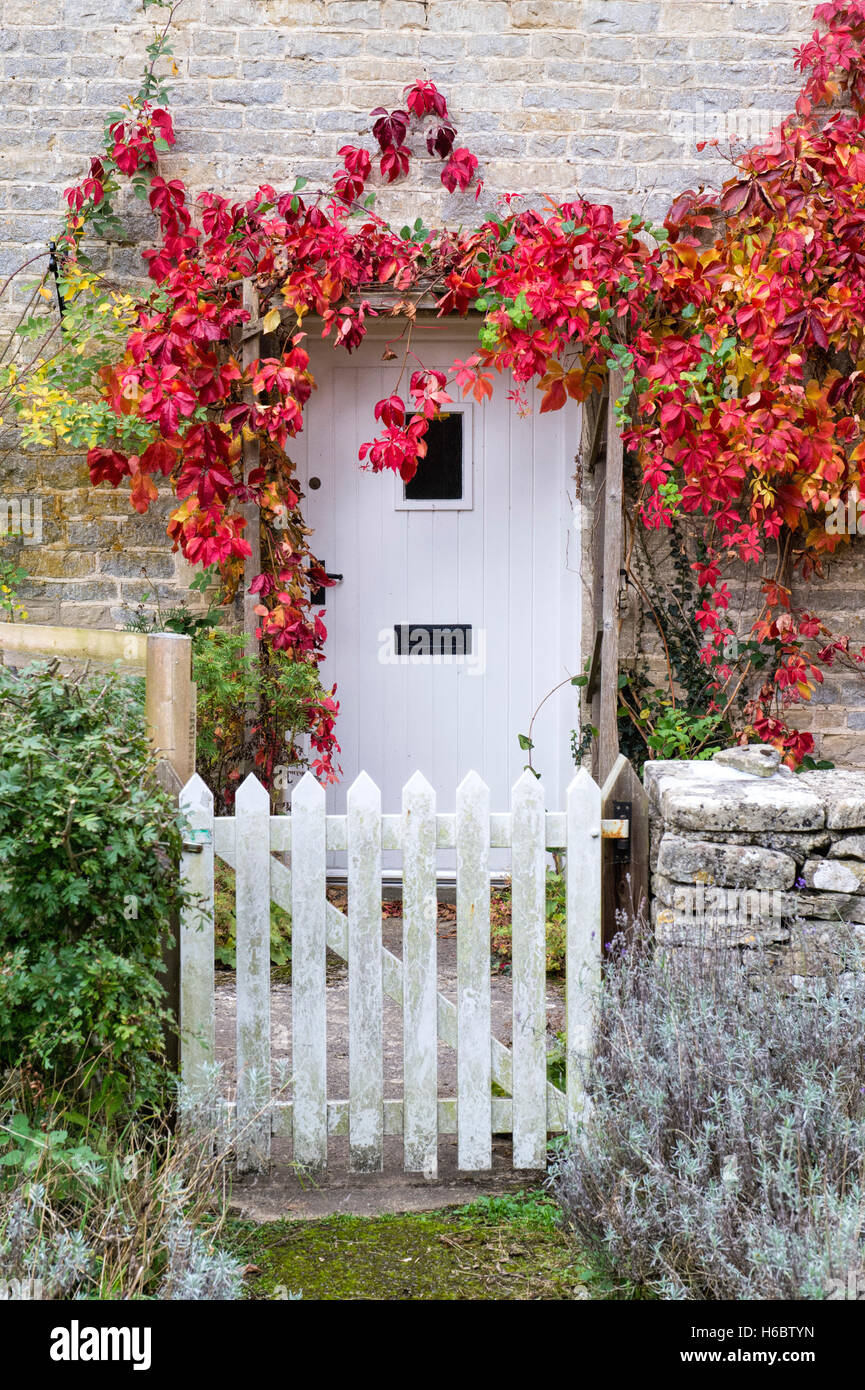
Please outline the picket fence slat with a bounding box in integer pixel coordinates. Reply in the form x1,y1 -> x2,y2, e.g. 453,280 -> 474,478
179,775 -> 215,1095
566,769 -> 602,1136
235,773 -> 272,1173
401,771 -> 438,1175
456,770 -> 492,1171
290,771 -> 328,1169
347,772 -> 384,1172
511,769 -> 547,1169
182,765 -> 606,1176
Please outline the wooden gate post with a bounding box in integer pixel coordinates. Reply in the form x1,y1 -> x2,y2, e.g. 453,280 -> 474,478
144,631 -> 195,1075
144,631 -> 195,783
241,278 -> 262,664
598,370 -> 624,785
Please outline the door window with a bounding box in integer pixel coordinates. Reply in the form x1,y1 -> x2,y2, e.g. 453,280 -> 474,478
394,402 -> 473,510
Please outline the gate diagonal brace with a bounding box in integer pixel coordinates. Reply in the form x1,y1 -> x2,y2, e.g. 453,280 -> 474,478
216,846 -> 567,1130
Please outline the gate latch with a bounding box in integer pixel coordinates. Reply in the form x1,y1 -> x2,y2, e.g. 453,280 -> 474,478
612,799 -> 631,865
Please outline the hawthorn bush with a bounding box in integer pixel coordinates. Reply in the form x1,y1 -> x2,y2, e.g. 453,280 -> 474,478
0,664 -> 183,1110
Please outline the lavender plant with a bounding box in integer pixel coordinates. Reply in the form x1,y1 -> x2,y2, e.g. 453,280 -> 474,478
0,1073 -> 245,1300
551,933 -> 865,1299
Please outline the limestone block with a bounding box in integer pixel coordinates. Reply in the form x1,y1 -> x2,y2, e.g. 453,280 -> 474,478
643,761 -> 825,833
828,833 -> 865,861
712,744 -> 780,777
798,770 -> 865,829
657,833 -> 796,889
801,858 -> 865,894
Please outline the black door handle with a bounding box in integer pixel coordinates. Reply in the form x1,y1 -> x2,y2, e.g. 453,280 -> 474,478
310,566 -> 343,606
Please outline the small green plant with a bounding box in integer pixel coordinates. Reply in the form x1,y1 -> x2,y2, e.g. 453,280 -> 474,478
0,546 -> 28,623
213,862 -> 291,972
640,700 -> 724,759
120,568 -> 222,640
452,1190 -> 560,1231
0,1113 -> 105,1197
544,865 -> 567,973
489,868 -> 568,976
546,1030 -> 566,1092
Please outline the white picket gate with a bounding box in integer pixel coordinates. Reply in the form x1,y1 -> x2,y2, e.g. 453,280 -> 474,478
178,767 -> 603,1175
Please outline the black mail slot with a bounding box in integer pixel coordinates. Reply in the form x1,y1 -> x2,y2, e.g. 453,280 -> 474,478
394,623 -> 472,656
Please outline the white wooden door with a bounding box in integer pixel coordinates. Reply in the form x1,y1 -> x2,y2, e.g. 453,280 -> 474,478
293,325 -> 581,843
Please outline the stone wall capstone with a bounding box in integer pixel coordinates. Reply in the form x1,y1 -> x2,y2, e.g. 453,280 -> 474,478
645,749 -> 865,981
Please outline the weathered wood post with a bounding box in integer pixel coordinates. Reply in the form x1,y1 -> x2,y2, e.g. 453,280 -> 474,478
144,631 -> 196,1074
144,631 -> 195,783
240,279 -> 262,658
598,369 -> 624,786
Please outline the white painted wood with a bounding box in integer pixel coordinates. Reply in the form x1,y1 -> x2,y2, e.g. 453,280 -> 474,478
219,817 -> 567,1125
290,772 -> 328,1169
347,771 -> 383,1172
566,768 -> 602,1138
511,769 -> 547,1169
401,771 -> 438,1175
456,770 -> 491,1170
197,768 -> 583,1175
234,773 -> 272,1173
300,328 -> 581,849
225,1096 -> 517,1141
179,774 -> 215,1097
261,810 -> 571,855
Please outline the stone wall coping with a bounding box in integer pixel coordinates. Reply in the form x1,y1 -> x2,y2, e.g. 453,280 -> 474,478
642,759 -> 865,832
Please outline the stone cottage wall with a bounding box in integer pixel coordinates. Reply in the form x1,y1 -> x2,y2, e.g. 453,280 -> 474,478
5,0 -> 865,727
613,517 -> 865,766
645,750 -> 865,983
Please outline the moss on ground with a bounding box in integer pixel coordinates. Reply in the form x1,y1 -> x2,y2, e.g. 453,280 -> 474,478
227,1190 -> 624,1300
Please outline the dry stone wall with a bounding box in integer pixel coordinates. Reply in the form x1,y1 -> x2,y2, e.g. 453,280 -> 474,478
646,749 -> 865,982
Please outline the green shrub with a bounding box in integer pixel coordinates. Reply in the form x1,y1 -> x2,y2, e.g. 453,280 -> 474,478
0,663 -> 183,1109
